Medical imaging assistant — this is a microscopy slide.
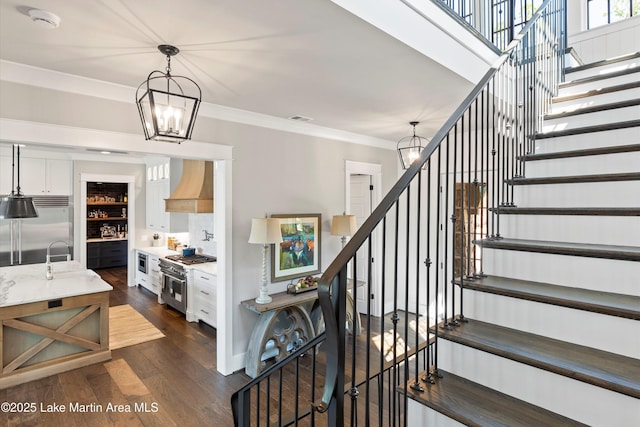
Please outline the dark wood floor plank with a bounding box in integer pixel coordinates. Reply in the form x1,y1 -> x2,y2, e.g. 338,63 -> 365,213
457,275 -> 640,319
404,369 -> 588,427
0,267 -> 249,427
434,319 -> 640,398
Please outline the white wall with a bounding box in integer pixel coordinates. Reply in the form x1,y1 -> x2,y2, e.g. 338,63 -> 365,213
568,15 -> 640,63
0,77 -> 398,374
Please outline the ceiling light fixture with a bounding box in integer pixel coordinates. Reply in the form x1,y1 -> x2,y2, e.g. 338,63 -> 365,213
27,9 -> 61,29
136,45 -> 201,144
397,121 -> 429,169
0,145 -> 38,219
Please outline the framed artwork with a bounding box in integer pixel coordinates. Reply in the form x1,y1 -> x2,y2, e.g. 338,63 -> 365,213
271,213 -> 321,282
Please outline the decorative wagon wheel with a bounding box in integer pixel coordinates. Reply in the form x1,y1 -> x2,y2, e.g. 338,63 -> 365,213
244,306 -> 314,378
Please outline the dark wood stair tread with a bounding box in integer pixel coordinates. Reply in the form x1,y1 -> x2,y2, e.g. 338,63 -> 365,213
474,238 -> 640,261
404,369 -> 588,427
507,172 -> 640,185
545,99 -> 640,120
552,81 -> 640,103
520,144 -> 640,161
560,65 -> 640,88
535,119 -> 640,139
565,52 -> 640,74
456,275 -> 640,320
490,207 -> 640,216
433,319 -> 640,398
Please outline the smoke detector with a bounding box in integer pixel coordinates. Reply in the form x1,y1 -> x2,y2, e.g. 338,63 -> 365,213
28,9 -> 61,29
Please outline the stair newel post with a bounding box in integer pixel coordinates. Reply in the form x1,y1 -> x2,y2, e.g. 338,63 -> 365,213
449,127 -> 459,328
411,170 -> 425,393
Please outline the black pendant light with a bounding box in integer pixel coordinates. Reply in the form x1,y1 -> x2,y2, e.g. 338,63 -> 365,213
136,45 -> 202,143
0,145 -> 38,219
397,121 -> 429,169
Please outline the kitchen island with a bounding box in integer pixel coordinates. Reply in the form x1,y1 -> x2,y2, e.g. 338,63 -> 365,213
0,261 -> 112,389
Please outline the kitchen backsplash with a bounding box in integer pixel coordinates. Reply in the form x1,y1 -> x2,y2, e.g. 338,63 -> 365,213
189,213 -> 216,256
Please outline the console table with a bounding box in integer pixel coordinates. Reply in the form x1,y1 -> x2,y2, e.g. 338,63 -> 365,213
241,287 -> 361,378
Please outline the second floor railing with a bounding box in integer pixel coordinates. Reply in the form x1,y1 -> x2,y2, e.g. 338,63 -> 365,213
232,0 -> 566,425
436,0 -> 547,50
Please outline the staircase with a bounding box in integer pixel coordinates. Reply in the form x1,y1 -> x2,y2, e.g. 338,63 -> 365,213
231,2 -> 640,425
405,52 -> 640,426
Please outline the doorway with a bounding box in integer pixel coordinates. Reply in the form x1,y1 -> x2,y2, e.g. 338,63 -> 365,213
345,161 -> 382,317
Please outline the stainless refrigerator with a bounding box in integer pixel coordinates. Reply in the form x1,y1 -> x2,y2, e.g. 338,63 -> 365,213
0,196 -> 73,267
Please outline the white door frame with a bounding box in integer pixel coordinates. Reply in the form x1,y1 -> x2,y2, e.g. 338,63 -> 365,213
79,173 -> 136,286
345,160 -> 382,317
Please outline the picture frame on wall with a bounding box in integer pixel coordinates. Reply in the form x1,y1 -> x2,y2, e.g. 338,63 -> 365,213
271,213 -> 321,282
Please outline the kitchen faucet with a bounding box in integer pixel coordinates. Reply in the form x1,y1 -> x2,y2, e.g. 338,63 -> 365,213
46,240 -> 71,280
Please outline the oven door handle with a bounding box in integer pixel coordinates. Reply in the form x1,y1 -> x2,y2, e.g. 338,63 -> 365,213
161,272 -> 187,285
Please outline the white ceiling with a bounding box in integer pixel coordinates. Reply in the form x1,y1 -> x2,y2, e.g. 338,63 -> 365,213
0,0 -> 474,147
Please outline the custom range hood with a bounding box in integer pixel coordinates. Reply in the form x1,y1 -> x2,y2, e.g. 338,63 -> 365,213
165,159 -> 214,213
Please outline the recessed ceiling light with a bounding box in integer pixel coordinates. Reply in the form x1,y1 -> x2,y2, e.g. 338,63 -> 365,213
27,9 -> 61,29
100,151 -> 111,155
288,115 -> 313,122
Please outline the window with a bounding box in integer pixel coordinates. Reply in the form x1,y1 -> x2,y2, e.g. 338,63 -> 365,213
587,0 -> 640,29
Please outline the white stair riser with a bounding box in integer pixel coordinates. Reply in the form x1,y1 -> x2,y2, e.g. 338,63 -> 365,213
437,340 -> 640,427
565,57 -> 640,81
407,400 -> 465,427
463,290 -> 640,358
498,215 -> 640,246
480,249 -> 640,295
542,105 -> 640,133
526,152 -> 640,177
551,87 -> 640,113
533,127 -> 639,154
558,71 -> 640,97
513,181 -> 640,207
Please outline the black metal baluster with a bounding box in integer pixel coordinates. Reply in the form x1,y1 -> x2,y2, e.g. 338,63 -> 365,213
434,144 -> 442,378
365,234 -> 373,427
444,131 -> 453,328
392,201 -> 400,427
379,216 -> 387,427
411,170 -> 424,393
424,157 -> 435,384
350,255 -> 358,427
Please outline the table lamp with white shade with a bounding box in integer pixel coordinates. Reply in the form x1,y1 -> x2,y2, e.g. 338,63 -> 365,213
331,213 -> 357,249
248,217 -> 283,304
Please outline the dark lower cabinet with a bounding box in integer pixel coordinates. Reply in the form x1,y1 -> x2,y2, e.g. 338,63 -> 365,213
87,240 -> 128,269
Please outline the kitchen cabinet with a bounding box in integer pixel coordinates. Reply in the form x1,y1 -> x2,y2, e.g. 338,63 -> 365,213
190,270 -> 217,327
87,240 -> 128,269
0,156 -> 72,196
135,250 -> 160,295
145,159 -> 187,232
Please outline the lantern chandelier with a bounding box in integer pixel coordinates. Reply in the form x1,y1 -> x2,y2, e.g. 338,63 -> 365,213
396,121 -> 429,169
136,45 -> 202,143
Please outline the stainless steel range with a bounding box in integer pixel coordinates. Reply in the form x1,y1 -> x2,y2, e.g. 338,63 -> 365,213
159,254 -> 216,314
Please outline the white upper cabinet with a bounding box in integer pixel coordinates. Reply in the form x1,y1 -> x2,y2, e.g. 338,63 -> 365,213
0,156 -> 72,196
145,159 -> 187,232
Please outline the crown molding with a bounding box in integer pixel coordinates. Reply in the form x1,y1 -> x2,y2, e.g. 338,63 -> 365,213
0,60 -> 396,151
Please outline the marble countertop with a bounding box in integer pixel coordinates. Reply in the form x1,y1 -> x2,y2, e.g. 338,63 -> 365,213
0,261 -> 113,307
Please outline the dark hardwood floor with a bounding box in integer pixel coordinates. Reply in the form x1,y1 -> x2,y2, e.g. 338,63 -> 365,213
1,267 -> 250,427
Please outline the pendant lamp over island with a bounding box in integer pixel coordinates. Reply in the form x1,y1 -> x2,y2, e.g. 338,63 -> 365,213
136,45 -> 202,143
0,145 -> 38,219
